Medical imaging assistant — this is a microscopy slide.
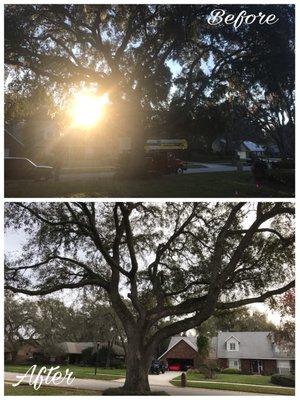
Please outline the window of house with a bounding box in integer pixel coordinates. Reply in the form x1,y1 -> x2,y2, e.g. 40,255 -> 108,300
226,337 -> 239,351
229,359 -> 240,369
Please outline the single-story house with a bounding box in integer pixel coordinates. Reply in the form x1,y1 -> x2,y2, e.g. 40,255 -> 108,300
5,340 -> 125,365
212,138 -> 265,159
5,340 -> 43,364
51,341 -> 125,365
159,332 -> 295,375
54,342 -> 95,364
238,141 -> 265,159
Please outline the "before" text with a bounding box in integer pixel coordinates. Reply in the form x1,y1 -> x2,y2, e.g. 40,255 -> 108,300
207,9 -> 279,29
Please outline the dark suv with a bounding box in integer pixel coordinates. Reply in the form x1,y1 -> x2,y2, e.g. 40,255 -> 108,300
149,360 -> 166,375
5,157 -> 53,181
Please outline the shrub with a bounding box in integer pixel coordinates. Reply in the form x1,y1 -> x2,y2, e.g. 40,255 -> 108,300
222,368 -> 241,374
102,388 -> 169,395
270,374 -> 295,387
271,159 -> 295,169
198,361 -> 219,378
267,169 -> 295,190
80,346 -> 125,368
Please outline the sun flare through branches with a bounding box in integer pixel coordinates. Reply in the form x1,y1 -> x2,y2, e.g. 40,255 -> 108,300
70,91 -> 109,128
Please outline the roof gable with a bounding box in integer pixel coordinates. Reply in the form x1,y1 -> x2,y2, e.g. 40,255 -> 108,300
158,336 -> 198,359
224,335 -> 240,343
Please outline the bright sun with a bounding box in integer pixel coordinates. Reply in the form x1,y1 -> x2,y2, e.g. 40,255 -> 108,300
70,91 -> 109,128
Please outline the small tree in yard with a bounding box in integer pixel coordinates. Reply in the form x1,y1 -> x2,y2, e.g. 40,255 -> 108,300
5,202 -> 294,393
197,335 -> 210,362
197,335 -> 215,379
271,288 -> 295,354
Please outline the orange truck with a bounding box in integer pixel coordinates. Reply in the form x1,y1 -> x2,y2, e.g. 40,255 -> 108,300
144,139 -> 188,174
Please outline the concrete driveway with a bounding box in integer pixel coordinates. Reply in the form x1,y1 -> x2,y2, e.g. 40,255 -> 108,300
115,371 -> 180,387
4,371 -> 263,396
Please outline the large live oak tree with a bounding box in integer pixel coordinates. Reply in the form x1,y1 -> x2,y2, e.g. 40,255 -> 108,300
5,4 -> 204,142
5,202 -> 294,392
5,4 -> 294,159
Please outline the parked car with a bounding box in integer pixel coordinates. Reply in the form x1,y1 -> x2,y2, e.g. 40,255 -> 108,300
149,360 -> 161,375
5,157 -> 53,181
169,363 -> 181,371
149,360 -> 166,375
159,362 -> 166,374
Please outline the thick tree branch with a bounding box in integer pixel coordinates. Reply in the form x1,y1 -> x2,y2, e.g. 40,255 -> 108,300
217,280 -> 295,310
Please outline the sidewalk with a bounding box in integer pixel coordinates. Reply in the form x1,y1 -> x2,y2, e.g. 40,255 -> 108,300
172,378 -> 292,390
4,371 -> 258,396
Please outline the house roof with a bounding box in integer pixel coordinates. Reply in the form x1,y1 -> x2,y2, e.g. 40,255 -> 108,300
159,331 -> 294,361
213,332 -> 294,360
5,339 -> 42,354
59,342 -> 125,356
242,141 -> 265,152
158,336 -> 198,359
60,342 -> 94,354
212,138 -> 265,153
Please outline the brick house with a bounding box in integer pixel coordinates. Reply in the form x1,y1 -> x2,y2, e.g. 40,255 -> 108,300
54,342 -> 125,365
211,331 -> 295,375
158,336 -> 201,370
159,332 -> 295,374
5,340 -> 43,364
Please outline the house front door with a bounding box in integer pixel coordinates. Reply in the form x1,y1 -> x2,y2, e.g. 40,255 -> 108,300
251,360 -> 263,374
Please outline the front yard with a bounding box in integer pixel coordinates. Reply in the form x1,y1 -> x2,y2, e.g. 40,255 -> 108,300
5,364 -> 126,381
171,372 -> 295,395
5,365 -> 295,395
5,171 -> 294,198
4,383 -> 102,396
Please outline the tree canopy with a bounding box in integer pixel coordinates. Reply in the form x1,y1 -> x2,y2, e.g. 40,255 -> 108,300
5,291 -> 125,361
197,306 -> 277,337
5,202 -> 294,392
271,288 -> 295,350
5,5 -> 295,156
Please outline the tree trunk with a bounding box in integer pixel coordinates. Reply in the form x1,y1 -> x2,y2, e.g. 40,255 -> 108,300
122,339 -> 152,393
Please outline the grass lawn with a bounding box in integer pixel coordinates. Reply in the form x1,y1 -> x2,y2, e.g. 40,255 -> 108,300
186,372 -> 275,385
4,383 -> 102,396
171,380 -> 294,395
5,364 -> 126,381
171,372 -> 295,395
5,171 -> 294,198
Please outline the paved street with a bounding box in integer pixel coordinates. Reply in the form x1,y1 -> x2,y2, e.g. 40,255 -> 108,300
5,371 -> 263,396
5,163 -> 252,185
56,163 -> 251,181
185,163 -> 251,174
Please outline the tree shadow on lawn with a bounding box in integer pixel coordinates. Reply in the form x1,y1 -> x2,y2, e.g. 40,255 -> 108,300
5,172 -> 294,198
